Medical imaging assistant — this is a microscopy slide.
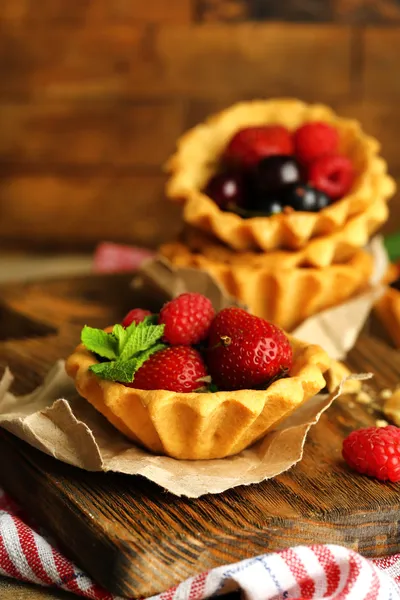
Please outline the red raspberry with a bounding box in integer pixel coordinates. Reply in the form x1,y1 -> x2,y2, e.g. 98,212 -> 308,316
294,121 -> 339,164
309,154 -> 354,200
342,426 -> 400,482
206,307 -> 292,391
159,293 -> 215,346
130,346 -> 207,393
224,125 -> 293,168
122,308 -> 152,327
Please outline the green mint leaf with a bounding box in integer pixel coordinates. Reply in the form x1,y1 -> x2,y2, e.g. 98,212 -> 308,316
112,324 -> 129,355
81,326 -> 118,360
89,359 -> 138,383
120,321 -> 165,361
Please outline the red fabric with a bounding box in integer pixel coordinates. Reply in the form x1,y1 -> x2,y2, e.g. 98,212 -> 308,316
92,242 -> 154,274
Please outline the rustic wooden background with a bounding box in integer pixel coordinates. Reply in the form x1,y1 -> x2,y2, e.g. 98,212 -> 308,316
0,0 -> 399,251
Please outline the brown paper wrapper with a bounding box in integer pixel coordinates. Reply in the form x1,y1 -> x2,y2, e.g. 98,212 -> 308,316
132,255 -> 247,311
0,364 -> 371,498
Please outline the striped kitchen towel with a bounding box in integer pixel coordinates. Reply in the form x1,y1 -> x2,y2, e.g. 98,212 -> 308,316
0,489 -> 399,600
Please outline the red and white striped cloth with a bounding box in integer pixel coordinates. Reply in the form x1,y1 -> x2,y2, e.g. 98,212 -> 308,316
0,487 -> 400,600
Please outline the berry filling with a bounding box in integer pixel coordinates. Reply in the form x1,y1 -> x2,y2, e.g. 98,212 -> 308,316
280,184 -> 330,212
80,295 -> 293,393
204,120 -> 356,215
204,171 -> 248,210
224,125 -> 294,167
122,308 -> 152,327
308,155 -> 354,200
294,121 -> 339,164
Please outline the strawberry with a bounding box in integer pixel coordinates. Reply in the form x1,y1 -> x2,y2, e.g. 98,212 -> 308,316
122,308 -> 152,327
130,346 -> 207,393
206,308 -> 292,390
159,293 -> 215,346
224,125 -> 294,168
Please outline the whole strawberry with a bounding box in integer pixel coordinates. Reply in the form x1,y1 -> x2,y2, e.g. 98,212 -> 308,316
130,346 -> 207,393
206,308 -> 292,391
122,308 -> 152,327
159,293 -> 215,346
343,426 -> 400,482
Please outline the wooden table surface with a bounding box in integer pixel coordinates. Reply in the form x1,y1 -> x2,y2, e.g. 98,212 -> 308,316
0,578 -> 75,599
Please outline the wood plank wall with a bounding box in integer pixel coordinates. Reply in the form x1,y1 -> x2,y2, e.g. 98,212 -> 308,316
0,0 -> 399,251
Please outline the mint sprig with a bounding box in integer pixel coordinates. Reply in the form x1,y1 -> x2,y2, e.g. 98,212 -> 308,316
81,326 -> 118,360
118,321 -> 165,361
80,320 -> 166,383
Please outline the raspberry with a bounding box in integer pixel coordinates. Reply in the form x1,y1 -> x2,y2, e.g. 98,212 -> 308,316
224,125 -> 294,168
294,121 -> 339,164
342,426 -> 400,482
122,308 -> 152,327
308,154 -> 354,200
130,346 -> 207,393
206,307 -> 292,391
159,293 -> 215,346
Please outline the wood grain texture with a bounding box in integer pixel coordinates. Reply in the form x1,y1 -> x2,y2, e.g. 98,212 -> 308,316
0,100 -> 185,167
0,24 -> 146,101
198,0 -> 400,22
335,0 -> 400,23
0,4 -> 400,251
1,0 -> 193,24
197,0 -> 250,22
0,578 -> 76,599
154,24 -> 351,100
364,28 -> 400,101
0,274 -> 399,596
0,174 -> 182,250
0,23 -> 351,101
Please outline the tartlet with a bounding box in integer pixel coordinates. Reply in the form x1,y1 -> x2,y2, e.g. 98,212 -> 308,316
65,336 -> 330,460
166,99 -> 395,251
159,241 -> 373,332
374,265 -> 400,348
165,188 -> 386,269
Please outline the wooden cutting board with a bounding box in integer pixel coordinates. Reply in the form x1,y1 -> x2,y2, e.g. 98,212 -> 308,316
0,273 -> 399,598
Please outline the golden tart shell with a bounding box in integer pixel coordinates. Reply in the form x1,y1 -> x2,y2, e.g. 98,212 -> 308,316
177,189 -> 387,269
65,337 -> 330,460
374,263 -> 400,349
166,99 -> 395,251
159,242 -> 373,332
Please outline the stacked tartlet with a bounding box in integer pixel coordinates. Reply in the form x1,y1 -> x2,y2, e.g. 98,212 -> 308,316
160,99 -> 395,331
375,262 -> 400,348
